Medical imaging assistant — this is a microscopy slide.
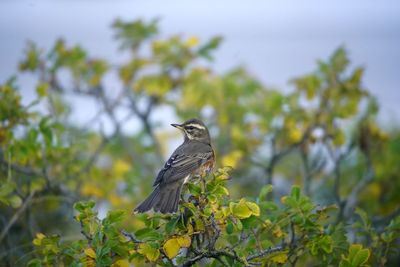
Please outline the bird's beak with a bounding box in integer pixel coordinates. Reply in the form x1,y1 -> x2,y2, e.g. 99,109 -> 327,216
171,123 -> 183,130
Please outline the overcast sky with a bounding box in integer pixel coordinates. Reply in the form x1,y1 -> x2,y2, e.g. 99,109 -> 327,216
1,0 -> 399,126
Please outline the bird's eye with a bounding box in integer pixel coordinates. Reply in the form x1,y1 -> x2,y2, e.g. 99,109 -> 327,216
186,126 -> 195,130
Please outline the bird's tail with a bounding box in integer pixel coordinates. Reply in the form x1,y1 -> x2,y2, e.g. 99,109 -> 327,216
134,183 -> 183,214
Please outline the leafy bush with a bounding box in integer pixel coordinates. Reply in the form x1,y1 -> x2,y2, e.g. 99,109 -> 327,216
0,19 -> 399,266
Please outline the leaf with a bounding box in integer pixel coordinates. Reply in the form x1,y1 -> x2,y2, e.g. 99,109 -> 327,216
348,244 -> 362,260
85,248 -> 96,259
288,128 -> 302,143
245,201 -> 260,217
185,36 -> 200,48
176,235 -> 191,248
73,201 -> 96,212
355,208 -> 370,227
197,36 -> 223,60
230,199 -> 252,219
270,251 -> 288,264
349,244 -> 370,266
32,233 -> 46,246
0,182 -> 15,197
111,259 -> 130,267
259,185 -> 273,201
138,243 -> 160,262
213,185 -> 229,196
333,129 -> 346,146
163,238 -> 180,259
165,216 -> 180,234
113,159 -> 130,177
104,210 -> 125,225
352,248 -> 370,266
222,150 -> 243,168
330,46 -> 349,73
135,228 -> 163,241
290,186 -> 301,201
339,258 -> 353,267
36,82 -> 49,97
226,222 -> 234,234
9,195 -> 22,208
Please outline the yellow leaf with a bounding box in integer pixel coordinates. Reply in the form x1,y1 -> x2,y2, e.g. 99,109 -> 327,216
163,238 -> 180,259
111,259 -> 130,267
245,201 -> 260,216
222,150 -> 243,168
272,226 -> 283,238
270,251 -> 288,263
113,159 -> 130,177
333,129 -> 346,146
176,235 -> 191,248
138,243 -> 160,262
186,222 -> 194,234
230,199 -> 252,219
288,128 -> 302,143
109,193 -> 124,206
185,36 -> 200,48
32,233 -> 46,246
85,248 -> 96,259
36,233 -> 46,240
81,183 -> 104,198
194,218 -> 205,231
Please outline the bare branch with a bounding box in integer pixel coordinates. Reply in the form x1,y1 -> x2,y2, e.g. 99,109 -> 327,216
247,245 -> 285,261
121,230 -> 142,243
0,191 -> 35,245
343,153 -> 374,219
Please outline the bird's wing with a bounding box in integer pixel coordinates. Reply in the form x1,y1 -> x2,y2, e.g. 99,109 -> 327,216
153,144 -> 213,186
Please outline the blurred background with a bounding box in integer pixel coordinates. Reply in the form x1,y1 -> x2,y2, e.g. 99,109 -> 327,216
1,0 -> 400,265
1,0 -> 400,125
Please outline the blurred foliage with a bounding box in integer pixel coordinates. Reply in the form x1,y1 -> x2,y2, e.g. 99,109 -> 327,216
0,18 -> 399,266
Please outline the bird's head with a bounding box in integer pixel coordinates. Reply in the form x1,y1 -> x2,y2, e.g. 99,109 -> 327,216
171,118 -> 211,144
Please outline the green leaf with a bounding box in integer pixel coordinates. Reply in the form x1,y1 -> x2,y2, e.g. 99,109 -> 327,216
259,184 -> 273,201
36,82 -> 49,97
0,182 -> 15,197
350,245 -> 370,266
330,46 -> 349,73
290,186 -> 301,201
355,208 -> 370,227
226,222 -> 234,234
188,183 -> 201,196
103,210 -> 125,225
165,216 -> 180,234
135,228 -> 163,241
197,36 -> 223,60
73,201 -> 96,212
9,195 -> 22,208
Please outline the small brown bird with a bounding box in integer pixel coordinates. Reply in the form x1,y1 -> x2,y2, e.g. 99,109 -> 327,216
134,118 -> 215,214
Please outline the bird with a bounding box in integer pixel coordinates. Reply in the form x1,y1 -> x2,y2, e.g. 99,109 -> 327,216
134,118 -> 215,214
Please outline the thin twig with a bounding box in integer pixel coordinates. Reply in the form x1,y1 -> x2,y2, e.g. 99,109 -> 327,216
0,191 -> 35,244
121,230 -> 143,243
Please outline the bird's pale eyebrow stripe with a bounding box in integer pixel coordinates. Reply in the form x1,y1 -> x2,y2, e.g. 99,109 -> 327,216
186,123 -> 205,130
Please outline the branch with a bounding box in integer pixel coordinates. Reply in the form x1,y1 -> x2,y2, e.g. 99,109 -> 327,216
180,249 -> 248,267
121,230 -> 142,243
343,153 -> 374,219
0,191 -> 35,245
247,245 -> 285,261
